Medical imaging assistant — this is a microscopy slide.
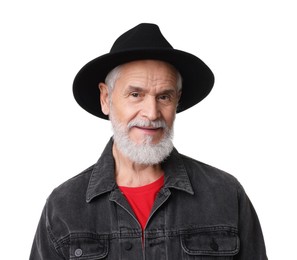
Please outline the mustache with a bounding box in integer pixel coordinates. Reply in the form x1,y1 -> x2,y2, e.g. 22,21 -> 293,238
127,118 -> 167,129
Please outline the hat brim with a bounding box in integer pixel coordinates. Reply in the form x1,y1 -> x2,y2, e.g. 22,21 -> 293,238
73,49 -> 214,119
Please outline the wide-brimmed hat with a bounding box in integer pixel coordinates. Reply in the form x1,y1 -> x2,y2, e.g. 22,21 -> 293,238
73,23 -> 214,119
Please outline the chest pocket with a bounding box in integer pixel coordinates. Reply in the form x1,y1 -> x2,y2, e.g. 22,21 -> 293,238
180,226 -> 239,259
69,234 -> 109,260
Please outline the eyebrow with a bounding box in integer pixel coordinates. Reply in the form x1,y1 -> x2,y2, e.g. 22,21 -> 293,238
158,89 -> 177,96
125,85 -> 178,95
126,86 -> 145,93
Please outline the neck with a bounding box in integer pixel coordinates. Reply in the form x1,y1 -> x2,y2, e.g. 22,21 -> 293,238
112,143 -> 163,187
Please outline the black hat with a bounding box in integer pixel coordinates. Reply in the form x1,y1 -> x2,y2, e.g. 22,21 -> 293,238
73,23 -> 214,119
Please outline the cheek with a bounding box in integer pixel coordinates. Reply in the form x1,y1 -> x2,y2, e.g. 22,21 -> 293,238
162,108 -> 176,126
112,101 -> 139,123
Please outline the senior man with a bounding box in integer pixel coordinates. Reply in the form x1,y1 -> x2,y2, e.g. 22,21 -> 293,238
30,23 -> 268,259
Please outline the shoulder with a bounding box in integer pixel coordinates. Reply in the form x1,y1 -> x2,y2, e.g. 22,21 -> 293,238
179,153 -> 241,191
47,164 -> 95,204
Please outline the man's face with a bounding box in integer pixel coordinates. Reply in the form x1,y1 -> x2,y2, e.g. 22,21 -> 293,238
105,60 -> 180,144
99,60 -> 181,165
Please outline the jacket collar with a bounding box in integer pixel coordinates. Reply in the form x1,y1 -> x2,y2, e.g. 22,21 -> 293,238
86,138 -> 194,203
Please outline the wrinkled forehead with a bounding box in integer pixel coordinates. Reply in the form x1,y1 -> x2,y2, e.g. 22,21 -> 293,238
116,60 -> 180,87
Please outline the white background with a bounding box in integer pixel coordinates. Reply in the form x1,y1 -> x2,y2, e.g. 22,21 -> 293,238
1,1 -> 296,259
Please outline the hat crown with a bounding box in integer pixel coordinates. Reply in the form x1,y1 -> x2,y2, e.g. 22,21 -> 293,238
110,23 -> 173,53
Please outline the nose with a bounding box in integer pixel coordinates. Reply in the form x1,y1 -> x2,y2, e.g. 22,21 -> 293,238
141,96 -> 160,121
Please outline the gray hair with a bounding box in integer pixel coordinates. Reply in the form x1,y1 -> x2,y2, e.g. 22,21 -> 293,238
104,63 -> 183,94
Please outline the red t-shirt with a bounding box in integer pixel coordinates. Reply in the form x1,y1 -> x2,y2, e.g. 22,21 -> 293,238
119,175 -> 164,230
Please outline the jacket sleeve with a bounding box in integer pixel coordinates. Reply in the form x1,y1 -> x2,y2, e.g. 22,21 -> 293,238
29,202 -> 65,260
235,183 -> 268,260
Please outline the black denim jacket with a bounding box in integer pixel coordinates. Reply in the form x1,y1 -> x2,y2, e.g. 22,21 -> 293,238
30,138 -> 267,259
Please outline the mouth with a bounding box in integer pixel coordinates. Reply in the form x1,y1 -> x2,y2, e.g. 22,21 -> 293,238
133,126 -> 163,134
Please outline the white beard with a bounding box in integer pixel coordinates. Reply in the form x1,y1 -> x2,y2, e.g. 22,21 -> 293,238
109,111 -> 174,165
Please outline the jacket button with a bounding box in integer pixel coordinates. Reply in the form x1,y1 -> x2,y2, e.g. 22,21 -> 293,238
74,248 -> 83,257
124,242 -> 133,251
210,239 -> 219,251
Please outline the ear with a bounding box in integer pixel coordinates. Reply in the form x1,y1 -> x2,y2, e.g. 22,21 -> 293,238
177,90 -> 182,102
98,83 -> 110,116
176,90 -> 182,109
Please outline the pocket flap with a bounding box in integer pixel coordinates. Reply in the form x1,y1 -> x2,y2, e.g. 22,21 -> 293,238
181,227 -> 239,256
69,234 -> 108,260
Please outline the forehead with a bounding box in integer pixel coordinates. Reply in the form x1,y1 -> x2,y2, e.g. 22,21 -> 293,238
117,60 -> 178,86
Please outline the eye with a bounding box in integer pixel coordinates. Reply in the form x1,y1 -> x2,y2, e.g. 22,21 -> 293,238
158,95 -> 171,101
159,95 -> 169,100
130,92 -> 140,98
